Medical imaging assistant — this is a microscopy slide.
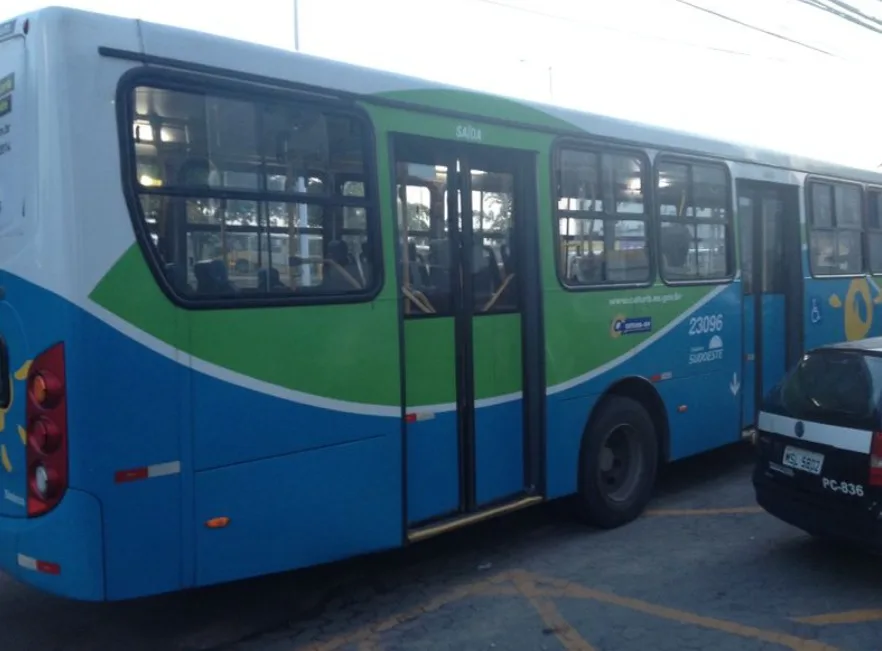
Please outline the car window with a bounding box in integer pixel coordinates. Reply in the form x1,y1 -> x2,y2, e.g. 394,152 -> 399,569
779,350 -> 881,428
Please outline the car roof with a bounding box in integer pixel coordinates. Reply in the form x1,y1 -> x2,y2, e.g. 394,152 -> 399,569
812,337 -> 882,355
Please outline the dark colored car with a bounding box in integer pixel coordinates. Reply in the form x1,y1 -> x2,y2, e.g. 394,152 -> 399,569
753,337 -> 882,548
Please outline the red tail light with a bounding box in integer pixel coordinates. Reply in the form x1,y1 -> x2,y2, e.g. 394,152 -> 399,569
25,343 -> 67,517
870,432 -> 882,487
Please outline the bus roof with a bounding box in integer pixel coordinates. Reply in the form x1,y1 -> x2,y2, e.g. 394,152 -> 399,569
18,5 -> 882,185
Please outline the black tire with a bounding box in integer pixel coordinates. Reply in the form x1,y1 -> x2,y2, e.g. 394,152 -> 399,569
576,395 -> 659,529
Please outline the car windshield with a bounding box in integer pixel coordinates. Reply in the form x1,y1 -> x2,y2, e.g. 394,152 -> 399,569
779,349 -> 882,424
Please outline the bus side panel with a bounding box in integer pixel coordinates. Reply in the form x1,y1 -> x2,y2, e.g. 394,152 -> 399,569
545,393 -> 599,499
543,284 -> 742,499
187,306 -> 402,470
402,318 -> 459,525
184,310 -> 404,585
193,421 -> 399,587
35,12 -> 186,599
82,34 -> 407,593
803,274 -> 882,351
655,286 -> 742,460
177,110 -> 404,582
71,306 -> 186,600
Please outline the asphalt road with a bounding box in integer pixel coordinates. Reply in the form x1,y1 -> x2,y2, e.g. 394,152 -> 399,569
4,443 -> 882,651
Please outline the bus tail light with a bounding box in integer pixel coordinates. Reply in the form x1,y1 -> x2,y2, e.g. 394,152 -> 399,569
870,432 -> 882,487
25,343 -> 67,517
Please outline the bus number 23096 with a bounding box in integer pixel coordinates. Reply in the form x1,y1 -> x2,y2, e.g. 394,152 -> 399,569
688,314 -> 723,336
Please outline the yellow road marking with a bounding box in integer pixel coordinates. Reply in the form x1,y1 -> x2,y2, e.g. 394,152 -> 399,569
645,506 -> 763,516
296,569 -> 840,651
302,573 -> 514,651
513,572 -> 597,651
794,609 -> 882,625
543,577 -> 840,651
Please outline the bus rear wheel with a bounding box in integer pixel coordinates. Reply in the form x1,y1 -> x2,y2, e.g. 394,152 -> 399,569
576,395 -> 658,529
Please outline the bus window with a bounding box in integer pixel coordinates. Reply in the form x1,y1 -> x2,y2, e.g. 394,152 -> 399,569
555,147 -> 650,287
808,180 -> 864,276
656,159 -> 731,282
125,84 -> 379,302
395,164 -> 448,316
470,168 -> 517,312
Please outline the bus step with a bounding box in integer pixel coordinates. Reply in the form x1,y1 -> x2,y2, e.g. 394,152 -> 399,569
407,495 -> 544,544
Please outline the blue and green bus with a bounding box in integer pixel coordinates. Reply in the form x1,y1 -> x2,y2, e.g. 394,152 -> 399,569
1,7 -> 880,601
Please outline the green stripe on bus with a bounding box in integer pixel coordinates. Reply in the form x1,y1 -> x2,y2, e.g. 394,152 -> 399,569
90,244 -> 403,406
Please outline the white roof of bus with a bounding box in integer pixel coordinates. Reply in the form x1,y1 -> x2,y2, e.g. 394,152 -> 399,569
18,6 -> 882,185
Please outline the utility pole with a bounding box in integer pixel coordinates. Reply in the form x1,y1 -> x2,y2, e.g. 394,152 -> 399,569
293,0 -> 300,51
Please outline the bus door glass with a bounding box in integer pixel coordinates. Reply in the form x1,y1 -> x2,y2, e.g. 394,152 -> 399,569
393,134 -> 541,530
737,181 -> 803,427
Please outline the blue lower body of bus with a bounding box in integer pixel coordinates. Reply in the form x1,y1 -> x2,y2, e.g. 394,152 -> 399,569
0,269 -> 869,601
0,490 -> 105,599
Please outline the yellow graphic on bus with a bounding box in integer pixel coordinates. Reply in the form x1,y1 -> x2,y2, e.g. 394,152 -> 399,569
0,360 -> 33,473
828,277 -> 882,341
0,445 -> 10,473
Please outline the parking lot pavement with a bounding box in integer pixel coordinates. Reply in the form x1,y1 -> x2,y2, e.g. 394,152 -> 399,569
4,443 -> 882,651
228,445 -> 882,651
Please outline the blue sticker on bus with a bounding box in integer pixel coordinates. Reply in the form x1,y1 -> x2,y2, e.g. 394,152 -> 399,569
611,316 -> 652,337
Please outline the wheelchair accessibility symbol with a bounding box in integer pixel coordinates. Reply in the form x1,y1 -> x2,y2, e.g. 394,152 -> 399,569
810,298 -> 822,325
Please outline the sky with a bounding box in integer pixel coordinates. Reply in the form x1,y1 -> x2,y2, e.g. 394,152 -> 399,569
3,0 -> 882,169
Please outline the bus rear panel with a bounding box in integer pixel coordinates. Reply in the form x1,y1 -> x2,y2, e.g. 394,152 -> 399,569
0,16 -> 108,600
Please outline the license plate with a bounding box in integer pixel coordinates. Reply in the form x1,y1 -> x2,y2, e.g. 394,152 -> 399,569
782,445 -> 824,475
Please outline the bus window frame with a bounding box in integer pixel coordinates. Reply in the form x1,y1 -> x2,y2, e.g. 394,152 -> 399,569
653,152 -> 736,287
550,137 -> 656,292
804,174 -> 866,280
866,184 -> 882,275
114,67 -> 385,311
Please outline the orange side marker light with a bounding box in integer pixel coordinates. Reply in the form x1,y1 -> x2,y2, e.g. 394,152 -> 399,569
205,516 -> 230,529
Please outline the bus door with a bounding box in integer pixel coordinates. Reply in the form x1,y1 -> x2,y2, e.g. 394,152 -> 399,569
393,134 -> 544,537
736,180 -> 803,427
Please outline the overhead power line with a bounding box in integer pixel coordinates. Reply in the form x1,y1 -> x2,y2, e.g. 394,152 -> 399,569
791,0 -> 882,35
476,0 -> 882,64
472,0 -> 782,59
670,0 -> 838,56
824,0 -> 882,28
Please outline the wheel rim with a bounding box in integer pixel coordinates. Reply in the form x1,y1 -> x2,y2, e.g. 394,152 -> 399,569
597,423 -> 644,504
